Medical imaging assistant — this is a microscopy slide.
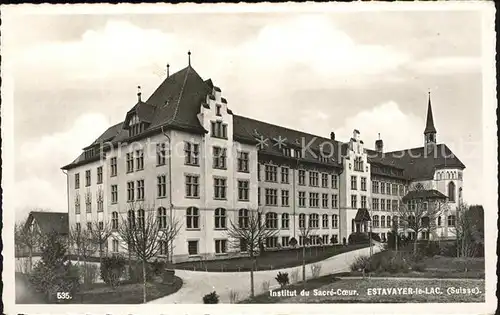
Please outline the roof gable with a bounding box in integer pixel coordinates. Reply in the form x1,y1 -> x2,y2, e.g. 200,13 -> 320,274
26,211 -> 69,235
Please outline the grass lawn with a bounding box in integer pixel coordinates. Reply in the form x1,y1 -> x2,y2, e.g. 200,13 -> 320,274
241,275 -> 485,303
15,272 -> 183,304
174,244 -> 368,272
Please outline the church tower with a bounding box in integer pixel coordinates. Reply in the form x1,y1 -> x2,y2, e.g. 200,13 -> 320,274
424,91 -> 437,150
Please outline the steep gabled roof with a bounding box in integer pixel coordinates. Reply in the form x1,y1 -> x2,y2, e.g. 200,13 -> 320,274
354,208 -> 371,222
25,211 -> 69,235
402,189 -> 448,202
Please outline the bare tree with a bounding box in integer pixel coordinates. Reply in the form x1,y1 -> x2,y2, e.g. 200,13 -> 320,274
226,208 -> 279,298
117,203 -> 181,303
89,219 -> 113,265
397,183 -> 447,253
454,203 -> 484,258
15,218 -> 42,273
69,224 -> 97,276
298,224 -> 315,284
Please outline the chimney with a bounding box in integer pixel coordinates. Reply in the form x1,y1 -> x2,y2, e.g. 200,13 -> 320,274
375,133 -> 383,152
137,85 -> 142,102
353,129 -> 360,141
330,132 -> 336,141
167,64 -> 170,78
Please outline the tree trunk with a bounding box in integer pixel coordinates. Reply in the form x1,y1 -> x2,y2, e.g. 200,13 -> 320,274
28,247 -> 33,273
413,237 -> 418,254
250,253 -> 255,297
142,260 -> 147,303
128,251 -> 132,279
99,243 -> 103,265
302,244 -> 306,284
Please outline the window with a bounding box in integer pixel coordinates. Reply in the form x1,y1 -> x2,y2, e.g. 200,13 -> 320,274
294,148 -> 302,158
186,207 -> 200,229
265,212 -> 278,229
354,157 -> 364,172
372,198 -> 379,211
281,167 -> 289,183
265,165 -> 278,182
281,213 -> 290,229
361,195 -> 367,209
386,183 -> 391,195
159,240 -> 169,256
87,222 -> 92,230
392,200 -> 398,211
211,121 -> 228,139
215,239 -> 227,254
350,175 -> 358,191
299,236 -> 306,246
126,153 -> 134,173
399,184 -> 404,195
331,174 -> 338,189
309,192 -> 319,208
111,185 -> 118,204
257,164 -> 261,181
98,221 -> 104,230
386,216 -> 391,228
281,190 -> 289,207
331,194 -> 338,208
214,177 -> 227,199
282,236 -> 290,247
238,180 -> 249,201
263,188 -> 277,206
437,216 -> 442,226
239,238 -> 248,252
185,175 -> 200,198
157,143 -> 167,166
320,193 -> 328,209
238,209 -> 249,228
298,191 -> 306,207
393,216 -> 399,227
184,142 -> 200,166
448,182 -> 456,202
372,181 -> 379,194
265,237 -> 278,248
110,157 -> 117,177
85,192 -> 92,213
75,173 -> 80,189
392,184 -> 398,195
298,170 -> 306,185
309,213 -> 319,228
213,146 -> 227,169
299,213 -> 306,228
97,190 -> 103,212
322,214 -> 329,228
321,173 -> 329,188
237,151 -> 249,172
97,167 -> 103,184
127,181 -> 135,202
157,175 -> 166,198
75,195 -> 81,214
387,199 -> 391,211
322,235 -> 329,245
214,208 -> 227,229
309,171 -> 319,187
373,215 -> 379,228
112,239 -> 119,253
258,188 -> 261,205
136,209 -> 145,228
188,240 -> 199,255
283,147 -> 291,156
351,195 -> 357,209
127,210 -> 136,229
360,177 -> 366,191
380,198 -> 385,211
85,170 -> 91,187
447,215 -> 456,227
381,215 -> 386,228
136,180 -> 144,200
380,182 -> 385,194
157,207 -> 167,229
332,215 -> 338,229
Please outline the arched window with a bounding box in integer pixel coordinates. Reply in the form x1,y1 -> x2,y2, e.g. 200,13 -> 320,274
421,216 -> 429,227
137,209 -> 145,228
186,207 -> 199,229
448,181 -> 456,202
373,215 -> 379,228
238,209 -> 249,228
214,208 -> 227,229
386,215 -> 391,228
127,210 -> 135,229
309,213 -> 319,228
446,172 -> 450,179
265,212 -> 278,229
437,216 -> 442,226
381,215 -> 386,228
351,219 -> 355,232
111,211 -> 119,230
322,214 -> 329,228
157,207 -> 167,229
299,213 -> 306,228
332,214 -> 338,229
448,215 -> 456,227
281,213 -> 290,229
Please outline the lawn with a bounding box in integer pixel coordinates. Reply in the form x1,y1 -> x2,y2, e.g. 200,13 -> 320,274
174,244 -> 368,272
15,272 -> 183,304
241,275 -> 485,303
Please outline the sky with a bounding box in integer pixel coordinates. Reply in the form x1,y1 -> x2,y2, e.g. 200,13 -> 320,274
3,6 -> 489,220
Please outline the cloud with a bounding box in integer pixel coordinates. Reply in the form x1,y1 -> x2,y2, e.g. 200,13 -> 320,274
408,56 -> 481,75
15,113 -> 110,216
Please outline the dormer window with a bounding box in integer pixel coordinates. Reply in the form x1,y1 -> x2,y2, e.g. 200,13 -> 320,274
283,148 -> 291,157
294,149 -> 302,159
216,104 -> 222,116
211,121 -> 227,139
128,114 -> 145,137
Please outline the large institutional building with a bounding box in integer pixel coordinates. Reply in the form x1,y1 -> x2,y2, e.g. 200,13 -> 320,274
62,57 -> 465,262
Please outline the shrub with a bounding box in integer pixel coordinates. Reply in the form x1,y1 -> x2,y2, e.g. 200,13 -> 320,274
418,241 -> 440,257
310,263 -> 322,278
411,262 -> 426,272
128,262 -> 156,283
386,231 -> 402,250
289,237 -> 298,248
348,232 -> 370,245
290,269 -> 299,283
229,290 -> 239,303
369,232 -> 381,242
275,272 -> 289,288
350,256 -> 371,272
440,243 -> 457,257
100,255 -> 126,288
203,291 -> 219,304
380,256 -> 410,274
83,263 -> 99,285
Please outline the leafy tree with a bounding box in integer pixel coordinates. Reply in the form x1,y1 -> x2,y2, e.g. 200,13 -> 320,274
454,204 -> 484,257
100,255 -> 126,288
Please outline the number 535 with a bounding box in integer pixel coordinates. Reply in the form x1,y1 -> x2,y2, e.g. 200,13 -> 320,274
56,292 -> 72,299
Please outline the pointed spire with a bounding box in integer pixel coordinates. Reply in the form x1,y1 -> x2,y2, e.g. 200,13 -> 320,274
137,85 -> 142,102
188,51 -> 191,66
424,91 -> 437,134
